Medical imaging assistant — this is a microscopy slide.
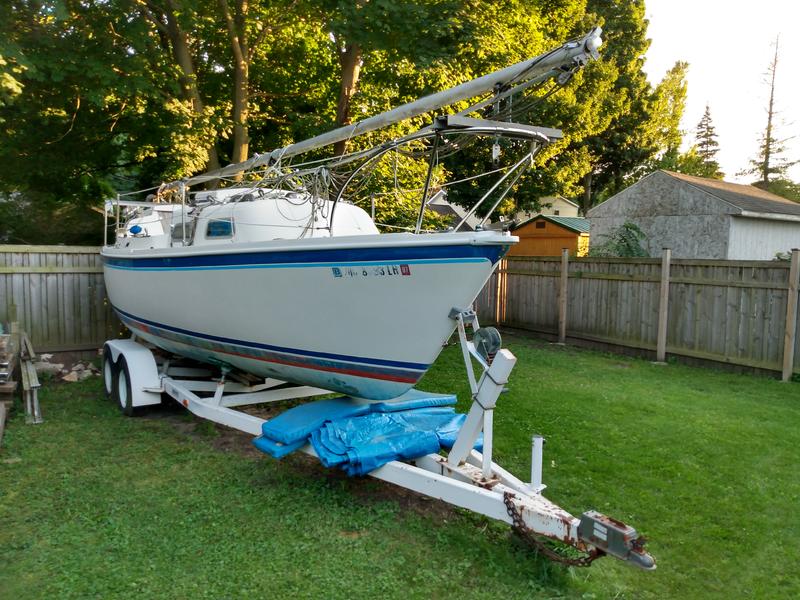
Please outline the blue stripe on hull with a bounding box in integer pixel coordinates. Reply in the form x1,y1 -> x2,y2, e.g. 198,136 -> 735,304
102,242 -> 508,270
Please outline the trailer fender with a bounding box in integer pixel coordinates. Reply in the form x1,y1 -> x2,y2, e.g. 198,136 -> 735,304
104,338 -> 162,407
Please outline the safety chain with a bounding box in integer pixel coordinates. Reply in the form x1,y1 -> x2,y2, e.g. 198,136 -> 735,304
502,492 -> 604,568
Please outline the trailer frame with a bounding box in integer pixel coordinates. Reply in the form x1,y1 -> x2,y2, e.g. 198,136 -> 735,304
101,311 -> 655,571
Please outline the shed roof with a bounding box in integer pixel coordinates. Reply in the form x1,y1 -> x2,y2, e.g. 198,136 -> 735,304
662,171 -> 800,217
514,214 -> 590,234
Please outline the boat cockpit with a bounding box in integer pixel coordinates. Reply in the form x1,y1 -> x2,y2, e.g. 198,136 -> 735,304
110,188 -> 379,251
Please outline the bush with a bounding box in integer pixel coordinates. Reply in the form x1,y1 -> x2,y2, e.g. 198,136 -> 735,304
588,221 -> 648,257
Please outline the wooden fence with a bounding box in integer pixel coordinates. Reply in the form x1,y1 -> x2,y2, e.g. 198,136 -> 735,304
0,245 -> 121,352
2,244 -> 799,376
476,252 -> 800,379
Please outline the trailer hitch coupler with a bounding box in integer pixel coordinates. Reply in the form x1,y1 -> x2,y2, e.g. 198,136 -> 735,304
578,510 -> 656,571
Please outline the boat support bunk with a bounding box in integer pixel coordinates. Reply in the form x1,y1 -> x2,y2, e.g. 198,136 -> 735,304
102,309 -> 656,571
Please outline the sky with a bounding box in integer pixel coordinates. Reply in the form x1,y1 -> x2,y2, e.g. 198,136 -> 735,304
643,0 -> 799,183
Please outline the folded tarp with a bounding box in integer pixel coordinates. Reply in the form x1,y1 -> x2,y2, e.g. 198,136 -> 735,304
311,408 -> 477,476
259,389 -> 457,445
251,390 -> 480,475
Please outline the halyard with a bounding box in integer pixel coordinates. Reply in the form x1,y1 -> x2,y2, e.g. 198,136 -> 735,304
1,332 -> 798,599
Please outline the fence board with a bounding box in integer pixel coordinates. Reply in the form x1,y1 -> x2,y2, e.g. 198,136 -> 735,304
479,256 -> 799,375
0,246 -> 120,351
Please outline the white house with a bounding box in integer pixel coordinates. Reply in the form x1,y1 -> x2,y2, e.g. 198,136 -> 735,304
511,196 -> 580,221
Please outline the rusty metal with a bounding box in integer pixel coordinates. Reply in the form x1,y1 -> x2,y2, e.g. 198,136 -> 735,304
503,492 -> 604,567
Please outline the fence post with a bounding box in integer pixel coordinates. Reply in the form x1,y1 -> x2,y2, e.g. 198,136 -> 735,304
558,248 -> 569,344
782,248 -> 800,381
655,248 -> 671,363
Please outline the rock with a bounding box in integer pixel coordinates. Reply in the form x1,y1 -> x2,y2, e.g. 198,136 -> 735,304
77,370 -> 93,381
62,371 -> 79,382
39,353 -> 54,361
33,362 -> 64,376
71,363 -> 86,372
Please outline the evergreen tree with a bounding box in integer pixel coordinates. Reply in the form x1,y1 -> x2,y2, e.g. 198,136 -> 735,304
695,104 -> 722,171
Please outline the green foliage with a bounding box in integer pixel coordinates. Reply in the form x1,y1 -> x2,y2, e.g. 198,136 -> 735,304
574,2 -> 690,212
0,192 -> 102,245
589,221 -> 648,257
0,0 -> 694,238
656,145 -> 723,180
324,0 -> 473,64
754,178 -> 800,202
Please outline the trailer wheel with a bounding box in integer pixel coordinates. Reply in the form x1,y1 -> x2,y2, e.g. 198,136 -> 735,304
102,344 -> 117,399
114,355 -> 136,417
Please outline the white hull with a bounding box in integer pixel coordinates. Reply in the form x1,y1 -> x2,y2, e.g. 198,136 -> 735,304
103,231 -> 512,399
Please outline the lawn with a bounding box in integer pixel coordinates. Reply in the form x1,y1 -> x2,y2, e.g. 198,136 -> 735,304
1,332 -> 798,599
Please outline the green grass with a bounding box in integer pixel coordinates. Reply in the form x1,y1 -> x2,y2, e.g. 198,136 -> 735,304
1,333 -> 799,598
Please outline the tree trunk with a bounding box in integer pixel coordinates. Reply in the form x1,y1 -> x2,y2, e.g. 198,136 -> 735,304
162,1 -> 221,173
581,171 -> 593,215
762,39 -> 778,185
219,0 -> 250,175
231,60 -> 249,165
333,42 -> 362,156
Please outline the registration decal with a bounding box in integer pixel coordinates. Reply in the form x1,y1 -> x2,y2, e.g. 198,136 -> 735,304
331,264 -> 411,278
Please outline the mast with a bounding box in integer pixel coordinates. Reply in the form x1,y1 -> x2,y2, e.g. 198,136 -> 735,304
167,28 -> 602,190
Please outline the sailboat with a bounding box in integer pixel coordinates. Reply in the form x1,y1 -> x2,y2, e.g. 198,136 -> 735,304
102,29 -> 602,400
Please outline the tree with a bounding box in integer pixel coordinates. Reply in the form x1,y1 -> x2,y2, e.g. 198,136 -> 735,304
741,36 -> 797,184
755,178 -> 800,202
695,105 -> 719,162
574,1 -> 689,214
690,103 -> 723,178
2,0 -> 697,240
318,0 -> 475,155
656,146 -> 720,179
652,103 -> 724,180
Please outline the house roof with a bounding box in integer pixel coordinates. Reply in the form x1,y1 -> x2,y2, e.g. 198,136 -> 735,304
662,170 -> 800,217
514,214 -> 590,234
427,195 -> 480,230
551,196 -> 580,208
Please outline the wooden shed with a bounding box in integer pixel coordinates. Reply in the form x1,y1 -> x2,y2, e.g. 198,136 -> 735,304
508,215 -> 590,257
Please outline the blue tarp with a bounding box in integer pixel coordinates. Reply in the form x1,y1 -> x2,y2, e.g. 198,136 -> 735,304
259,389 -> 457,444
311,408 -> 476,476
252,390 -> 479,476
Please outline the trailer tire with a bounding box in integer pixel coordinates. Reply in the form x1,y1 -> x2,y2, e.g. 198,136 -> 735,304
114,355 -> 136,417
102,344 -> 117,399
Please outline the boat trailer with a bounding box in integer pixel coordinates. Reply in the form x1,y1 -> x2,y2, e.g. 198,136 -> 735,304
102,309 -> 655,571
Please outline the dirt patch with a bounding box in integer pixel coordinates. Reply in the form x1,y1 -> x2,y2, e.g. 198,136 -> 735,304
338,530 -> 364,539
